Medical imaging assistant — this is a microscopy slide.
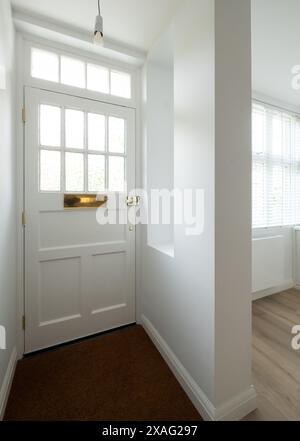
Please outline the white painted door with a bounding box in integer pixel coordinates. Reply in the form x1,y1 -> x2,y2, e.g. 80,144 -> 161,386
24,87 -> 136,353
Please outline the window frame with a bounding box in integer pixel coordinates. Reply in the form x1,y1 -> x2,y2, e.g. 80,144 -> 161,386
252,100 -> 300,230
38,102 -> 128,195
23,39 -> 137,109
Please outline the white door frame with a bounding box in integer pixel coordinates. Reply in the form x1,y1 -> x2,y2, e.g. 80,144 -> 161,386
15,34 -> 142,358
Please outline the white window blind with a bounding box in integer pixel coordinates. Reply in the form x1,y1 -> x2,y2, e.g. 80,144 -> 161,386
252,102 -> 300,228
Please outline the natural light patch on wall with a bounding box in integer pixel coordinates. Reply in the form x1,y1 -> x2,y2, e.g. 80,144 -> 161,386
31,47 -> 132,100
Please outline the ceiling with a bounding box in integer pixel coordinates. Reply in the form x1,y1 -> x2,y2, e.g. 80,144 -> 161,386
252,0 -> 300,109
11,0 -> 181,52
11,0 -> 300,108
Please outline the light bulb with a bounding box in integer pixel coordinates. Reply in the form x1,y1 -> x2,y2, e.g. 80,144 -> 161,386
94,14 -> 104,46
94,31 -> 104,46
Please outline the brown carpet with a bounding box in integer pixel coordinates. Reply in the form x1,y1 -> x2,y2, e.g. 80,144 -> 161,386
4,325 -> 201,421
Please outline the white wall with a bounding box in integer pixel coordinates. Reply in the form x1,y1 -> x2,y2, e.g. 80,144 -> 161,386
214,0 -> 253,407
0,0 -> 17,413
142,0 -> 216,403
141,0 -> 255,420
146,30 -> 174,251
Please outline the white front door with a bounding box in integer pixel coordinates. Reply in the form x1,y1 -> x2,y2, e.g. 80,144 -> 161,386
24,87 -> 136,353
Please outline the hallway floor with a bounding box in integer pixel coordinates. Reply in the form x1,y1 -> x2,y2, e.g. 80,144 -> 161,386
9,290 -> 300,422
4,325 -> 201,421
245,289 -> 300,421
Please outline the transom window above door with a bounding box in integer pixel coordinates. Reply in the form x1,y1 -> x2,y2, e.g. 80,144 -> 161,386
39,104 -> 126,193
31,47 -> 132,100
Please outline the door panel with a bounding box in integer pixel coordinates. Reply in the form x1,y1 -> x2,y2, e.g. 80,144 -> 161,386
39,212 -> 126,248
24,88 -> 136,353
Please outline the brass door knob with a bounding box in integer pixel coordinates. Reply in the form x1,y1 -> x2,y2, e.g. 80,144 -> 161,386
126,196 -> 141,207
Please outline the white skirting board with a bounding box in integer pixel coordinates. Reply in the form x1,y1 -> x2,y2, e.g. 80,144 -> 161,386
0,347 -> 17,420
252,280 -> 294,301
142,315 -> 257,421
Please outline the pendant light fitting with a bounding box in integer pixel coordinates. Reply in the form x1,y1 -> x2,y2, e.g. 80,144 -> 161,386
94,0 -> 104,46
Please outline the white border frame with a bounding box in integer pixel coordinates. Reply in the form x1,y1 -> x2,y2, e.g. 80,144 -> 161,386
16,32 -> 142,358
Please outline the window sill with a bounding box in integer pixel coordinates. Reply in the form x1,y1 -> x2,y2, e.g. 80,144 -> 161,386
148,242 -> 175,258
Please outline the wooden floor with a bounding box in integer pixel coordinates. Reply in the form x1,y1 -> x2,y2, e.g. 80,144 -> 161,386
245,289 -> 300,421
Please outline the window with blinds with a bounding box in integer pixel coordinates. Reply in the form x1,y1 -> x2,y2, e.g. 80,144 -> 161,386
252,102 -> 300,229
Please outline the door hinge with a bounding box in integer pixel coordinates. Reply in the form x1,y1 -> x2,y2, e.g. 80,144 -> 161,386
22,211 -> 26,227
22,108 -> 26,123
22,315 -> 26,330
